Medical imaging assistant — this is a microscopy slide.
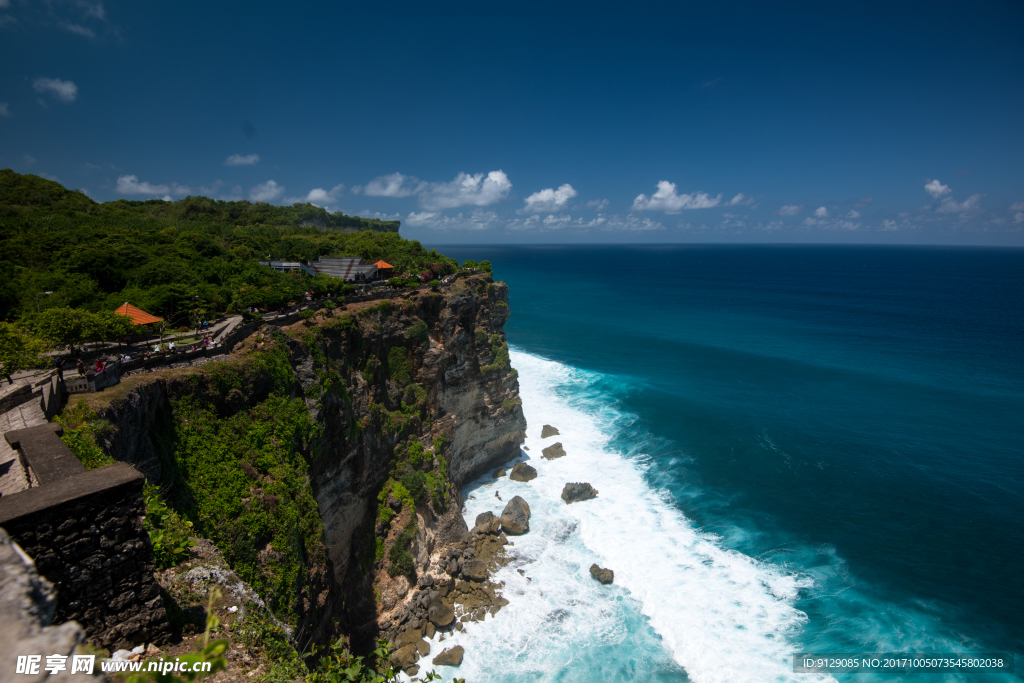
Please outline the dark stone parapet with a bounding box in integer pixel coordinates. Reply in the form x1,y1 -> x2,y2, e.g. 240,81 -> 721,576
0,462 -> 170,649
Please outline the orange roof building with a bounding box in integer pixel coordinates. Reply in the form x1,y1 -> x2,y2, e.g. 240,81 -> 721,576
373,260 -> 394,270
114,302 -> 163,325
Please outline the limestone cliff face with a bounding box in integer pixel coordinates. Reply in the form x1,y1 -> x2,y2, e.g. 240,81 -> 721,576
91,274 -> 526,649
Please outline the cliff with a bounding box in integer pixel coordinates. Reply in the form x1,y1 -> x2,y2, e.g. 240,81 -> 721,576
79,274 -> 526,656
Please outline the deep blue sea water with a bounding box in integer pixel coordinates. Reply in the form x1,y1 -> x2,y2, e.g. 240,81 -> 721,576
419,245 -> 1024,682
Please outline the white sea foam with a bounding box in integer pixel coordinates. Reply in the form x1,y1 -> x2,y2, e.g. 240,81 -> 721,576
413,350 -> 836,683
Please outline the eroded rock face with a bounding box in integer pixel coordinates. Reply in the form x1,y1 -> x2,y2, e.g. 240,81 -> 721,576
590,564 -> 614,584
542,442 -> 566,460
508,462 -> 537,482
561,482 -> 598,504
433,645 -> 465,666
541,425 -> 560,438
500,496 -> 531,535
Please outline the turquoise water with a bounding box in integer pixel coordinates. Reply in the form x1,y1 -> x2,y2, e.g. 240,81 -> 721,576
422,245 -> 1024,682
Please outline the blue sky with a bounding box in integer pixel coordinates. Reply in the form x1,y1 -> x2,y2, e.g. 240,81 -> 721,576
2,1 -> 1022,245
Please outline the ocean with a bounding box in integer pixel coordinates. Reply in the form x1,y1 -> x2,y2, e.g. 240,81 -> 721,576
421,245 -> 1024,682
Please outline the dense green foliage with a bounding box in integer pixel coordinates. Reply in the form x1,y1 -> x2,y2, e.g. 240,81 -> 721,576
0,170 -> 459,323
56,400 -> 116,470
151,344 -> 326,623
143,484 -> 197,570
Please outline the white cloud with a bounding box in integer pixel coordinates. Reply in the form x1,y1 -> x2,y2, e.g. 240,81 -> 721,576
405,208 -> 501,230
61,23 -> 95,38
847,210 -> 861,219
605,214 -> 666,231
419,170 -> 512,210
224,153 -> 259,167
632,181 -> 722,213
0,0 -> 10,8
1014,213 -> 1024,224
23,154 -> 35,165
250,180 -> 284,202
356,172 -> 423,197
936,193 -> 983,214
779,204 -> 802,216
520,183 -> 577,213
116,174 -> 190,197
924,178 -> 951,198
814,206 -> 828,218
542,214 -> 572,227
728,193 -> 753,206
33,77 -> 78,103
883,219 -> 899,231
0,102 -> 9,117
285,184 -> 345,207
585,199 -> 609,210
355,170 -> 512,210
1009,202 -> 1024,211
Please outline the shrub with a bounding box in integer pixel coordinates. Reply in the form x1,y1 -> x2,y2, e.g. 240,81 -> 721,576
387,277 -> 403,287
428,279 -> 440,288
387,346 -> 412,386
399,469 -> 427,503
403,279 -> 420,288
56,401 -> 115,470
323,299 -> 336,310
144,484 -> 196,570
404,320 -> 429,347
474,329 -> 488,344
387,526 -> 416,577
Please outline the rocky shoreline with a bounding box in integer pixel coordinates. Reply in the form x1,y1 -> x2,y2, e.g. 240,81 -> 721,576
383,422 -> 609,677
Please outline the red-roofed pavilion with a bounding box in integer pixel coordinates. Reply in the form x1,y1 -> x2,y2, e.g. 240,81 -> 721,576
114,302 -> 163,325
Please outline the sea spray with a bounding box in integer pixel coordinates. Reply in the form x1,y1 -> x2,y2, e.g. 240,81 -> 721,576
415,350 -> 833,683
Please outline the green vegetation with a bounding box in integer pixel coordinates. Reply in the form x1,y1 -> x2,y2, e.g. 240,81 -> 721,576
0,170 -> 457,323
56,400 -> 116,470
387,346 -> 412,386
0,321 -> 48,383
404,319 -> 429,347
151,342 -> 326,624
461,259 -> 493,273
481,339 -> 510,375
143,484 -> 196,570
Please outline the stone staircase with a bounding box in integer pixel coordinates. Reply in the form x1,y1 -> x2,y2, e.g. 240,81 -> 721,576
0,372 -> 65,497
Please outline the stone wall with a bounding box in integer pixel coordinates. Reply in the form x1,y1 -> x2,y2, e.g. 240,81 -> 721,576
0,462 -> 169,650
0,527 -> 85,683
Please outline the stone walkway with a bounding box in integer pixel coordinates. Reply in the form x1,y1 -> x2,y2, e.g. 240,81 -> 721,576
0,397 -> 46,497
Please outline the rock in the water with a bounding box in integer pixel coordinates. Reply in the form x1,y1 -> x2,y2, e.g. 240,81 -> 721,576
432,645 -> 465,667
428,596 -> 455,626
416,640 -> 430,657
508,462 -> 537,482
542,442 -> 566,459
471,511 -> 501,535
492,468 -> 506,478
589,564 -> 614,584
461,559 -> 488,581
541,425 -> 560,438
424,622 -> 436,638
500,496 -> 531,535
561,482 -> 598,504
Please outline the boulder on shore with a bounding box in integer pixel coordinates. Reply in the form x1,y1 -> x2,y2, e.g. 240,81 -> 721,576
561,482 -> 598,504
542,442 -> 567,460
461,559 -> 488,581
541,425 -> 560,438
508,462 -> 537,482
499,495 -> 531,535
589,564 -> 614,584
492,468 -> 506,478
392,644 -> 419,672
471,511 -> 501,535
433,645 -> 465,667
428,596 -> 455,626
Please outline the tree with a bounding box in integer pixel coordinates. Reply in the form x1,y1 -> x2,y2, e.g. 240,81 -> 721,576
30,307 -> 93,352
0,322 -> 49,384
